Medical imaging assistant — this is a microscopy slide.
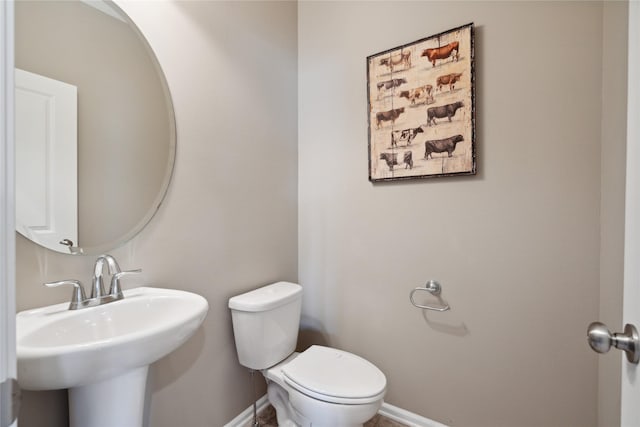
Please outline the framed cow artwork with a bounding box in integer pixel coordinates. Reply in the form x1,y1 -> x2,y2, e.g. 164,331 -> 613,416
367,23 -> 476,182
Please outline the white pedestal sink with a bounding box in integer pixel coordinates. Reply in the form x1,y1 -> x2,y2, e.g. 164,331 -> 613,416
16,287 -> 209,427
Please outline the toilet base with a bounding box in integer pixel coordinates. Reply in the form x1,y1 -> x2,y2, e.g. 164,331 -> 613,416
266,381 -> 380,427
268,381 -> 309,427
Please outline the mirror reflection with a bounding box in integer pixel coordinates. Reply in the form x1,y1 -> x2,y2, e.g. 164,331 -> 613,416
15,0 -> 175,255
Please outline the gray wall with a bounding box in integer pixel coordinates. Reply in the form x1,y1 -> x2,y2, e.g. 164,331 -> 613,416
15,1 -> 628,427
599,2 -> 628,426
16,1 -> 298,426
298,2 -> 622,426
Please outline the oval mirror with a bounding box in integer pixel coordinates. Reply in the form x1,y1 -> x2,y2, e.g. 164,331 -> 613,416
14,0 -> 175,255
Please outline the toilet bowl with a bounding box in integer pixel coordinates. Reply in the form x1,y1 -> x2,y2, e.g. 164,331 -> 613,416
228,282 -> 387,427
264,346 -> 386,427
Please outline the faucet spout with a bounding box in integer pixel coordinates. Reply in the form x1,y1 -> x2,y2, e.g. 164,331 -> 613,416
91,257 -> 107,299
91,255 -> 121,299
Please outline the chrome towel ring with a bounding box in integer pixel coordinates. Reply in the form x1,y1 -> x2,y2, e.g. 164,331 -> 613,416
409,280 -> 450,312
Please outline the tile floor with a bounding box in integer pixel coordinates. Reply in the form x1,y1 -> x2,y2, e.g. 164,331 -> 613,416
256,404 -> 409,427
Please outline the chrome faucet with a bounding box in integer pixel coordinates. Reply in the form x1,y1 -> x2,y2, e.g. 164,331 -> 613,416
44,255 -> 142,310
92,254 -> 121,298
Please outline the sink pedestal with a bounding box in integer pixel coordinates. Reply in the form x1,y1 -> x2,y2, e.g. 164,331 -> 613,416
69,366 -> 149,427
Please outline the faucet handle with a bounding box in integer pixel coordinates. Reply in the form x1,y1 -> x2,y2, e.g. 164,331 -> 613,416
44,280 -> 87,310
109,269 -> 142,299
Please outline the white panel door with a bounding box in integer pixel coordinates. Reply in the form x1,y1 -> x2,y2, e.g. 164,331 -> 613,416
621,2 -> 640,425
14,68 -> 77,252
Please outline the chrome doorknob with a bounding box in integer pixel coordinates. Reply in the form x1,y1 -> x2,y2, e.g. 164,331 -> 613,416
587,322 -> 640,364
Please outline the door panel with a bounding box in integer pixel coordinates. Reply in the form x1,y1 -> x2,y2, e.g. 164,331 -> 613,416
621,1 -> 640,425
14,68 -> 77,252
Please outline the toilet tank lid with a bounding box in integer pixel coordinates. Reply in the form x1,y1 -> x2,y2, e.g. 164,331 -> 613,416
228,282 -> 302,312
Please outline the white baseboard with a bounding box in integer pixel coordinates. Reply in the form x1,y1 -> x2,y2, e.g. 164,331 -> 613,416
223,395 -> 449,427
223,395 -> 270,427
378,401 -> 449,427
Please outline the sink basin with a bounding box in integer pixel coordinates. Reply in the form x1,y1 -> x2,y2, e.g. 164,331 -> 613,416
17,286 -> 208,427
17,286 -> 208,390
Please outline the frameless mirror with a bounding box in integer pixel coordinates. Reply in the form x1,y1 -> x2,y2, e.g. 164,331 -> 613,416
15,0 -> 176,255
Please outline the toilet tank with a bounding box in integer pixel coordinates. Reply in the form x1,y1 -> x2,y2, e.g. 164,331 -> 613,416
228,282 -> 302,370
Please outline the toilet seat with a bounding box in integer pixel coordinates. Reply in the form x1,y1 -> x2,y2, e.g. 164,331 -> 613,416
280,345 -> 386,405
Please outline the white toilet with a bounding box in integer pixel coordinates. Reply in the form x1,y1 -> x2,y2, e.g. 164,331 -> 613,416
228,282 -> 387,427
